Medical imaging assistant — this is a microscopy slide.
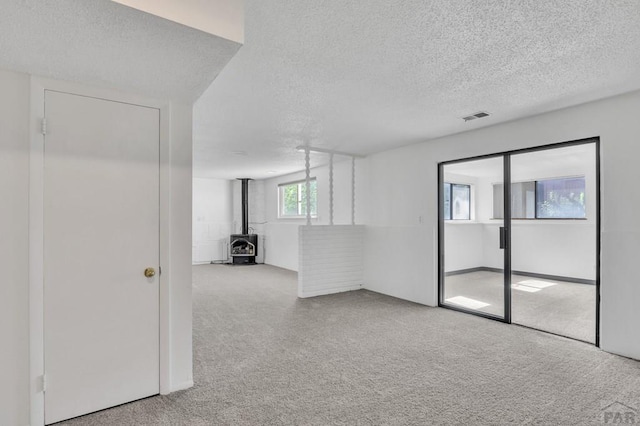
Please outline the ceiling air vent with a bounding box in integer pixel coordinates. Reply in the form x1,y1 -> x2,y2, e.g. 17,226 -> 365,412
463,111 -> 490,122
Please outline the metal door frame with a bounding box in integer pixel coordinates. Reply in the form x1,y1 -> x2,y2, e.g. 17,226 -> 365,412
437,137 -> 600,346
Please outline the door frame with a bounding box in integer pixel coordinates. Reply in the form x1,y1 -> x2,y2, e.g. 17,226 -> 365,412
437,137 -> 601,346
437,152 -> 510,323
29,77 -> 173,425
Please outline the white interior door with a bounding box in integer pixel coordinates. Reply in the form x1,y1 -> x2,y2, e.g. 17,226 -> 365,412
44,90 -> 160,424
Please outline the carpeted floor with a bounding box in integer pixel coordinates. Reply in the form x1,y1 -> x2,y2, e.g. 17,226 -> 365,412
60,264 -> 640,425
444,270 -> 595,342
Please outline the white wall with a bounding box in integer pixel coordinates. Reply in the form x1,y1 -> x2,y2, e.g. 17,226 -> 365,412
262,158 -> 368,271
509,222 -> 595,279
193,178 -> 268,265
0,69 -> 194,424
232,179 -> 266,234
365,148 -> 433,305
167,101 -> 195,392
111,0 -> 244,43
364,88 -> 640,360
0,69 -> 30,426
443,171 -> 484,273
445,222 -> 596,281
264,223 -> 299,270
443,223 -> 484,272
192,178 -> 233,263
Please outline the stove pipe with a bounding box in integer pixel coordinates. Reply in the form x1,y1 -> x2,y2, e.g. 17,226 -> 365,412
238,178 -> 252,234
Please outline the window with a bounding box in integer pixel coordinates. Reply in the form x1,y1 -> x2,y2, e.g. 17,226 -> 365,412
278,179 -> 317,218
443,183 -> 470,220
536,177 -> 586,218
493,176 -> 585,219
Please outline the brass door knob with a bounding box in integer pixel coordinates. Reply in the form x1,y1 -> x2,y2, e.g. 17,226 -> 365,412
144,267 -> 156,278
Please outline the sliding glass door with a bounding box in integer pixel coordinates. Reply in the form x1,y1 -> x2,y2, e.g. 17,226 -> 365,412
438,139 -> 599,344
510,144 -> 597,343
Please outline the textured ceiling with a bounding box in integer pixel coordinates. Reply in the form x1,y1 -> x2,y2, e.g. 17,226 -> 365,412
194,0 -> 640,179
0,0 -> 241,102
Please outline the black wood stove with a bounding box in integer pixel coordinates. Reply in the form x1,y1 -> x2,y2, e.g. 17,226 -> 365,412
230,178 -> 258,265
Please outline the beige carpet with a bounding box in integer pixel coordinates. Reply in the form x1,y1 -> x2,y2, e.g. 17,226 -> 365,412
60,264 -> 639,425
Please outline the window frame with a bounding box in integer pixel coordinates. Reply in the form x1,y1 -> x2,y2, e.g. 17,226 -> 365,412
277,178 -> 318,219
443,182 -> 471,221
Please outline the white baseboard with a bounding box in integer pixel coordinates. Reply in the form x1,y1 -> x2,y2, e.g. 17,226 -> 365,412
166,379 -> 194,394
298,284 -> 362,298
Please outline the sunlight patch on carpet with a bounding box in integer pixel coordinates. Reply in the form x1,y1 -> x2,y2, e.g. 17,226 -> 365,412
511,283 -> 541,293
517,279 -> 557,289
445,296 -> 490,310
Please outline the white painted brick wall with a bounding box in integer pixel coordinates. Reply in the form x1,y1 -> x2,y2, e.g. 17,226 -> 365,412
192,178 -> 233,264
298,225 -> 364,298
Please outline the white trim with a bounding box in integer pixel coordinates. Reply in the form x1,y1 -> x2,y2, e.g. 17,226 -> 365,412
170,379 -> 194,393
28,76 -> 173,425
159,97 -> 172,396
29,77 -> 46,426
298,284 -> 363,298
431,225 -> 439,307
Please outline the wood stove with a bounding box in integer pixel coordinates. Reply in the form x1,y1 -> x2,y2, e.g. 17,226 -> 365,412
230,234 -> 258,264
230,178 -> 258,265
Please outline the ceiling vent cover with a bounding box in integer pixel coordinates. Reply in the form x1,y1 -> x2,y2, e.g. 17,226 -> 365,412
463,111 -> 490,122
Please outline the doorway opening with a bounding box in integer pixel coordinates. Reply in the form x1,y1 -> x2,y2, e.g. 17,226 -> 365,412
438,138 -> 600,345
